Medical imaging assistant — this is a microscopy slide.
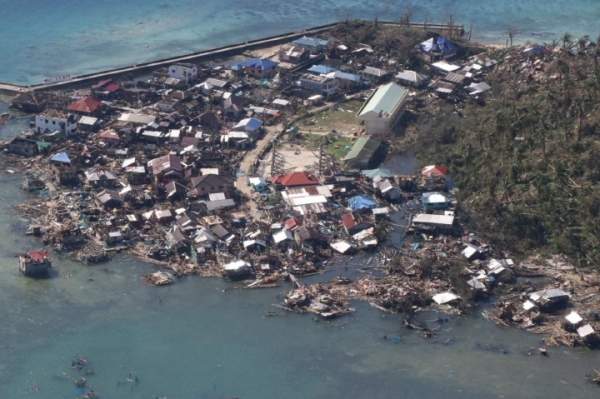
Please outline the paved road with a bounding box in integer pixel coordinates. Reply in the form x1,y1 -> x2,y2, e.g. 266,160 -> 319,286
0,83 -> 30,93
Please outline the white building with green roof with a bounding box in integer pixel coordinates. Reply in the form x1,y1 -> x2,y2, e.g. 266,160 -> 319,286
356,82 -> 408,136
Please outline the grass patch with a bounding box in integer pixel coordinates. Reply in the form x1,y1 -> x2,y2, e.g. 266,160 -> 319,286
294,100 -> 363,134
303,133 -> 355,159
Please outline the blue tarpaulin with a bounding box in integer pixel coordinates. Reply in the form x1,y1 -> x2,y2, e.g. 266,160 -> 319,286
417,37 -> 457,55
348,195 -> 378,211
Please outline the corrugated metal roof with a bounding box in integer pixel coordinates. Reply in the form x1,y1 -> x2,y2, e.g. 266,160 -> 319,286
293,203 -> 327,215
343,136 -> 381,162
331,241 -> 352,253
118,113 -> 156,125
203,199 -> 235,211
431,61 -> 460,73
413,214 -> 455,226
208,192 -> 227,201
223,260 -> 251,271
395,70 -> 427,83
358,82 -> 407,117
308,65 -> 337,74
78,116 -> 98,125
289,195 -> 327,206
273,229 -> 294,243
292,36 -> 328,47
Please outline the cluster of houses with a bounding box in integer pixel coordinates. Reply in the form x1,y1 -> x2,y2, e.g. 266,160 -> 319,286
8,28 -> 494,280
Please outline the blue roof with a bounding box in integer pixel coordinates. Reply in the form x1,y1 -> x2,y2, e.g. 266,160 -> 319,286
293,36 -> 328,48
233,117 -> 263,131
348,195 -> 378,210
308,65 -> 337,75
232,58 -> 279,71
50,152 -> 71,164
332,71 -> 361,82
417,37 -> 457,54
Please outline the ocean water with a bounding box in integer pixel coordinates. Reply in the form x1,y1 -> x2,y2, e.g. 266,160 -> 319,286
0,0 -> 599,84
0,157 -> 597,398
1,2 -> 600,395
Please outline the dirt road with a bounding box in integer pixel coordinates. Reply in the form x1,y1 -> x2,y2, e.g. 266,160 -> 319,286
235,123 -> 282,219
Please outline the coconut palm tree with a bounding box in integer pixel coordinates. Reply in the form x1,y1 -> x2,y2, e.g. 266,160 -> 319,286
577,35 -> 590,52
561,32 -> 574,52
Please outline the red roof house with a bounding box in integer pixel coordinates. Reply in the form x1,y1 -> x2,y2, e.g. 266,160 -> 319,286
283,217 -> 303,230
92,79 -> 121,99
271,172 -> 320,187
341,213 -> 373,236
98,129 -> 120,144
341,213 -> 358,230
68,96 -> 104,116
421,165 -> 448,177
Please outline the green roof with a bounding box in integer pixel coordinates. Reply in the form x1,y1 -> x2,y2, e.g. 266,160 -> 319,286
344,136 -> 381,162
358,82 -> 407,117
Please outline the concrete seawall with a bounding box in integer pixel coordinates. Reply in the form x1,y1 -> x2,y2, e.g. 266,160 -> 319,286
0,21 -> 464,95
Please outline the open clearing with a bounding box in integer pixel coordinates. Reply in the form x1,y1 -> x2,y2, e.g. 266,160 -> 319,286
292,100 -> 363,136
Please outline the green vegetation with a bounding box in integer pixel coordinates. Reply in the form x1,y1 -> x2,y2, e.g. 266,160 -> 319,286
304,133 -> 354,159
293,101 -> 363,134
326,20 -> 482,72
411,36 -> 600,269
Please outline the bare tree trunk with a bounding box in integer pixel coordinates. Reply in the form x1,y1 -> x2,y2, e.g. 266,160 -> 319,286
468,20 -> 473,41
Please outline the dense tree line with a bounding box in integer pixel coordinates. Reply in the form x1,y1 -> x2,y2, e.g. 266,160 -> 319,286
413,35 -> 600,268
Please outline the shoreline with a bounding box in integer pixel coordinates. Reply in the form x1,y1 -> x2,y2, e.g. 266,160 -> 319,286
0,20 -> 464,93
5,18 -> 600,368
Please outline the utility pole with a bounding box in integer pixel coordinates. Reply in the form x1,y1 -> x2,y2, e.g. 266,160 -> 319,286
270,138 -> 286,177
318,138 -> 323,177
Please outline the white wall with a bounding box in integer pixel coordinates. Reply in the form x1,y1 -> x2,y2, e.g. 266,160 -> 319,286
169,65 -> 197,83
35,115 -> 77,136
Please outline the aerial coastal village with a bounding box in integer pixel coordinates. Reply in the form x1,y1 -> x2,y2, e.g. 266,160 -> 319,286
5,20 -> 600,363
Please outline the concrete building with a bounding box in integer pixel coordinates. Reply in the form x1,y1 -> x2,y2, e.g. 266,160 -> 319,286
356,82 -> 408,136
7,137 -> 39,157
299,74 -> 338,98
19,251 -> 51,277
35,110 -> 77,136
168,63 -> 197,84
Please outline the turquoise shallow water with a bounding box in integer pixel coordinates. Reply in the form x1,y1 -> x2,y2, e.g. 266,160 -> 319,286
0,168 -> 598,398
1,2 -> 600,393
0,0 -> 599,84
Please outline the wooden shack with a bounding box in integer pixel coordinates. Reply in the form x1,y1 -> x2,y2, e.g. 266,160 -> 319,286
19,250 -> 51,277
